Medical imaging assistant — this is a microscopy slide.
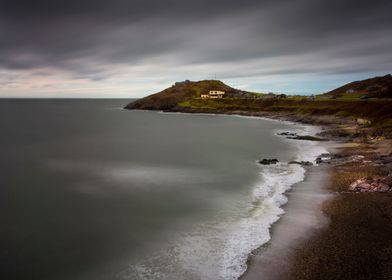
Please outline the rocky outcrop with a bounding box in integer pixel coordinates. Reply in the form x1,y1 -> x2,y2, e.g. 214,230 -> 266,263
288,161 -> 313,166
278,132 -> 328,141
287,135 -> 328,141
258,159 -> 279,165
349,176 -> 392,192
277,132 -> 297,137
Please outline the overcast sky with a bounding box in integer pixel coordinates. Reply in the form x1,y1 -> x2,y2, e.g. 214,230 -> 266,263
0,0 -> 391,97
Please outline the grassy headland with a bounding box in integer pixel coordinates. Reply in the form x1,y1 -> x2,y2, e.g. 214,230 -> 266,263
125,75 -> 392,137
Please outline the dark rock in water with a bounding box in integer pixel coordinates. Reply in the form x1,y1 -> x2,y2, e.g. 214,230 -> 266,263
315,153 -> 333,164
288,160 -> 313,166
320,153 -> 331,158
259,159 -> 279,165
349,176 -> 391,192
287,135 -> 328,141
278,132 -> 297,137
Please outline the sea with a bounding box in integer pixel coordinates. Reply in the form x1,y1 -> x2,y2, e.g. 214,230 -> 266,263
0,99 -> 327,280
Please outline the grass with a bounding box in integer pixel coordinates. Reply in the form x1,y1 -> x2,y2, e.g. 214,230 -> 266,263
177,98 -> 392,136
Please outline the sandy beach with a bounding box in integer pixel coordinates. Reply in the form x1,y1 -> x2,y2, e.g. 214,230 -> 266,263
240,164 -> 332,280
242,130 -> 392,280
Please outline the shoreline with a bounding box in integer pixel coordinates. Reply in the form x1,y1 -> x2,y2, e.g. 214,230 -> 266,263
285,138 -> 392,280
240,164 -> 332,280
240,140 -> 341,280
238,130 -> 335,280
156,108 -> 335,279
127,108 -> 392,280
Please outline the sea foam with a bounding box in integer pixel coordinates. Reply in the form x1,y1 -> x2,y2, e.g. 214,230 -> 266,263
121,123 -> 328,280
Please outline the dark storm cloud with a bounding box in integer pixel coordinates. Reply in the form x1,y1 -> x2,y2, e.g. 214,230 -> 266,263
0,0 -> 391,77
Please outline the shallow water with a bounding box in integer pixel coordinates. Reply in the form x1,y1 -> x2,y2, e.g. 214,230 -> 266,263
0,99 -> 326,280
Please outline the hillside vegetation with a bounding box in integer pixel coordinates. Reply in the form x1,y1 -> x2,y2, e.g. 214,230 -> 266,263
125,76 -> 392,137
323,74 -> 392,99
126,80 -> 259,110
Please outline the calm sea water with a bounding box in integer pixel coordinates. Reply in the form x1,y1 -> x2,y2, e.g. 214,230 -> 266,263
0,99 -> 325,280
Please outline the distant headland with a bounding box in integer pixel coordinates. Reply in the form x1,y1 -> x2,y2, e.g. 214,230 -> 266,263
125,74 -> 392,137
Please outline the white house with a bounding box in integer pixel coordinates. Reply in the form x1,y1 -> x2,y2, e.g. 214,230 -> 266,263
201,90 -> 225,99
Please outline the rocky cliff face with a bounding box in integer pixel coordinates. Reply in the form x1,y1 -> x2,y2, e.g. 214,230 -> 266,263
124,80 -> 258,110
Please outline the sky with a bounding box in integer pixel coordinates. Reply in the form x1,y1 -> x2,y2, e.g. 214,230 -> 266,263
0,0 -> 391,98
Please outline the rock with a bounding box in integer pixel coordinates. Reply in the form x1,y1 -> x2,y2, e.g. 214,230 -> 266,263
316,157 -> 323,164
259,159 -> 279,165
288,161 -> 301,165
349,177 -> 391,192
380,156 -> 392,164
278,132 -> 297,136
320,153 -> 331,158
287,135 -> 329,141
381,175 -> 392,187
288,160 -> 313,166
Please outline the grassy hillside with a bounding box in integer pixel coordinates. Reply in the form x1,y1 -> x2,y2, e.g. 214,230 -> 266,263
125,77 -> 392,137
125,80 -> 259,110
179,98 -> 392,132
323,74 -> 392,99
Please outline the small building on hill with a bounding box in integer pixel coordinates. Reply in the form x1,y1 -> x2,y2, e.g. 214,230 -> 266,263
307,94 -> 315,101
201,90 -> 225,99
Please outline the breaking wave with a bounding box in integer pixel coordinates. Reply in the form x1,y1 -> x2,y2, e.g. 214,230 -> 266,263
120,125 -> 328,280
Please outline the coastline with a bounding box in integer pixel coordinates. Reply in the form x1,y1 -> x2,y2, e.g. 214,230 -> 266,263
158,109 -> 334,279
127,107 -> 392,280
226,110 -> 392,280
240,164 -> 332,280
241,122 -> 335,280
284,139 -> 392,280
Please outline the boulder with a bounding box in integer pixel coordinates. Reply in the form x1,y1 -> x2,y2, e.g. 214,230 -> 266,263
381,175 -> 392,187
288,161 -> 313,166
380,156 -> 392,164
349,177 -> 391,192
288,161 -> 301,165
287,135 -> 328,141
259,159 -> 279,165
320,153 -> 331,158
278,132 -> 297,137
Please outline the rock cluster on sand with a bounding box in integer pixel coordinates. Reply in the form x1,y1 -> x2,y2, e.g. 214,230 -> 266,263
316,153 -> 332,164
258,159 -> 279,165
277,131 -> 328,141
349,176 -> 392,192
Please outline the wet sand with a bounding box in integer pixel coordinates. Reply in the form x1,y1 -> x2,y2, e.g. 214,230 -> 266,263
286,142 -> 392,280
241,165 -> 332,280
